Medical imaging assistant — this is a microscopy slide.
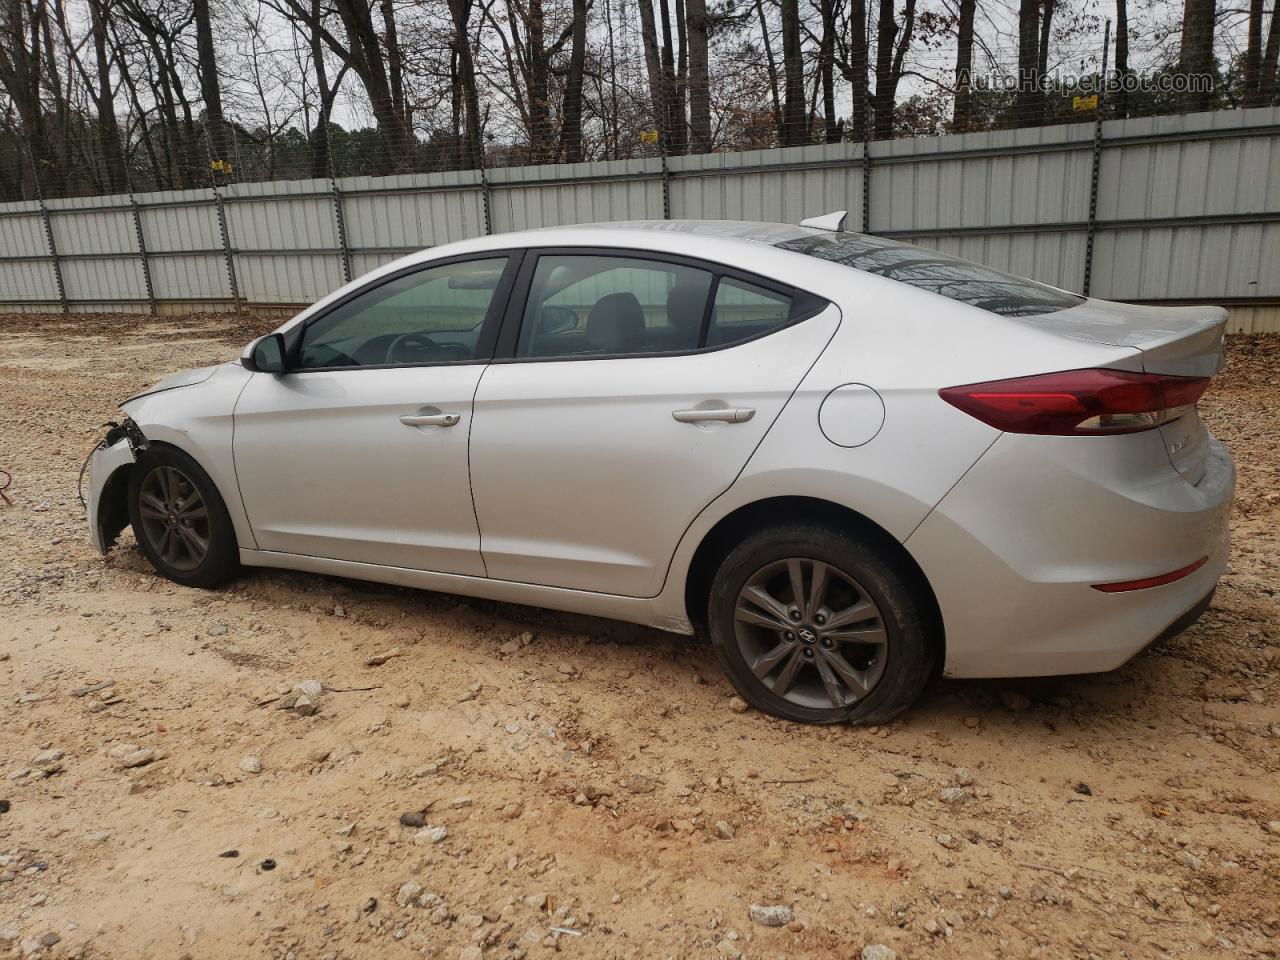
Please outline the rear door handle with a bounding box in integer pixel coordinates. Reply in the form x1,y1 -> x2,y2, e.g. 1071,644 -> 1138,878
399,412 -> 460,427
672,406 -> 755,424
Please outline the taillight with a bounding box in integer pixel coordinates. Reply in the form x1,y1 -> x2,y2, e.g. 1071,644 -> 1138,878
939,369 -> 1210,436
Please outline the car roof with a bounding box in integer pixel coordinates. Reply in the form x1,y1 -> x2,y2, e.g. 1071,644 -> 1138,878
415,219 -> 834,268
569,219 -> 823,244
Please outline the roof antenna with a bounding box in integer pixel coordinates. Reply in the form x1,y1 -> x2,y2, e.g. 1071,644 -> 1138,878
799,211 -> 847,232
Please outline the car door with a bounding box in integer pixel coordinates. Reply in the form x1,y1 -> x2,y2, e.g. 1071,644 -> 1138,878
233,253 -> 519,574
468,249 -> 839,597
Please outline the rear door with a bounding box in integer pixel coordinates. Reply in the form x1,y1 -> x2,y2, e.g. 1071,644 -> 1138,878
468,249 -> 839,597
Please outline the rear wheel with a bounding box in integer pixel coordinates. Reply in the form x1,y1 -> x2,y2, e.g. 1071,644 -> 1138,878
127,445 -> 239,588
708,523 -> 933,724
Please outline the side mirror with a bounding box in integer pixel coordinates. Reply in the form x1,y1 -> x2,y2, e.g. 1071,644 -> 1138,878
241,333 -> 286,373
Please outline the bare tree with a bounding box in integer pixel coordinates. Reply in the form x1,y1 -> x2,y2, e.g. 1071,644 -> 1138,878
1261,1 -> 1280,102
1114,0 -> 1130,117
952,0 -> 976,130
872,0 -> 916,138
193,0 -> 229,161
753,0 -> 784,138
448,0 -> 484,167
780,0 -> 806,143
1242,0 -> 1264,106
1015,0 -> 1040,126
1178,0 -> 1216,112
559,0 -> 588,161
817,0 -> 840,141
686,0 -> 711,151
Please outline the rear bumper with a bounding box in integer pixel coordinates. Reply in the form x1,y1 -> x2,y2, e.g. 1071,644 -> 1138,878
907,431 -> 1234,678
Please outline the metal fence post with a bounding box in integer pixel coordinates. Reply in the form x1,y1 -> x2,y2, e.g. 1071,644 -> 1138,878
861,98 -> 873,234
125,169 -> 157,315
24,144 -> 69,314
206,128 -> 242,315
325,124 -> 353,283
478,162 -> 494,236
659,144 -> 671,220
211,185 -> 241,314
1082,19 -> 1112,297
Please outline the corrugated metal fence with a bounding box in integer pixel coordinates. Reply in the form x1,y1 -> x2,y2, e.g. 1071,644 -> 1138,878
2,106 -> 1278,332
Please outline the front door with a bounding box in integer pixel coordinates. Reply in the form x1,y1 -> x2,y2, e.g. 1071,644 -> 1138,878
469,251 -> 839,597
233,254 -> 515,574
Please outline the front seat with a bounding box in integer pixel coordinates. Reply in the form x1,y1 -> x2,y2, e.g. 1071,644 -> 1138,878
584,292 -> 646,354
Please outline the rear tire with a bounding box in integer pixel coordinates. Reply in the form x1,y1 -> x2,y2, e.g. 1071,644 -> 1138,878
708,522 -> 933,724
127,444 -> 239,588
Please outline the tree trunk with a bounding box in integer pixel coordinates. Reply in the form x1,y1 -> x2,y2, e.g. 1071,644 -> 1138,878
657,0 -> 685,154
1243,0 -> 1264,106
380,0 -> 406,130
848,0 -> 868,140
1114,0 -> 1130,118
1178,0 -> 1216,112
952,0 -> 975,131
526,0 -> 553,161
193,0 -> 228,163
754,0 -> 784,140
1014,0 -> 1040,127
448,0 -> 484,169
780,0 -> 805,144
638,0 -> 668,143
819,0 -> 839,141
872,0 -> 896,138
88,0 -> 126,190
559,0 -> 588,161
306,0 -> 333,177
1261,0 -> 1280,103
1036,0 -> 1055,123
326,0 -> 412,170
686,0 -> 711,152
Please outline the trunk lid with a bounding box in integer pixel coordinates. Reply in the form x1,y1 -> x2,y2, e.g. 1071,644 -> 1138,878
1018,299 -> 1228,485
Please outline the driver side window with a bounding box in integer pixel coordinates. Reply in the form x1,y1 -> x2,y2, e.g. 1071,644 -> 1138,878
298,257 -> 509,369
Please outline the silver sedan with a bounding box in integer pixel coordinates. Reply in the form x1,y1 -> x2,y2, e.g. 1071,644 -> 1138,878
85,216 -> 1234,724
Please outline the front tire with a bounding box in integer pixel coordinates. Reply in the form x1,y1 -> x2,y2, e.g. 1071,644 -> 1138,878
127,444 -> 239,588
708,522 -> 934,724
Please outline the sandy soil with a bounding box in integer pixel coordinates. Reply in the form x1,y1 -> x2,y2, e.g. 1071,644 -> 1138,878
0,313 -> 1277,960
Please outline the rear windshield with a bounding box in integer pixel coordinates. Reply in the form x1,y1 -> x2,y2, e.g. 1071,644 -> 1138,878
774,231 -> 1084,318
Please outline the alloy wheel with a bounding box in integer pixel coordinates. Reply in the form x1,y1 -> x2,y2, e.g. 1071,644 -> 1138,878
137,465 -> 210,572
733,557 -> 888,710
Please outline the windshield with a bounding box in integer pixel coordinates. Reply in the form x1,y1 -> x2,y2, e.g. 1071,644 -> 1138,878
774,231 -> 1083,318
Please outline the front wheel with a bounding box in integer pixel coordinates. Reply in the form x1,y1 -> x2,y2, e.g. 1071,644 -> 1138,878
708,523 -> 934,724
127,445 -> 239,588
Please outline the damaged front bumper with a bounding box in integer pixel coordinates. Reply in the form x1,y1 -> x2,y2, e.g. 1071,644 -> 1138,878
86,420 -> 144,554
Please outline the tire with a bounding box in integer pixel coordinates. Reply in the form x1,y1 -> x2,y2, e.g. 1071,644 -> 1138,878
708,522 -> 934,724
127,444 -> 239,588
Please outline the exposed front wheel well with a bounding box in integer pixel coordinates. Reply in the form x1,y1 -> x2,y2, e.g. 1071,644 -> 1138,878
96,462 -> 135,551
682,496 -> 944,664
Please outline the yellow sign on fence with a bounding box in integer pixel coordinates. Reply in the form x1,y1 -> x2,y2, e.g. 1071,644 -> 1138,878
1072,94 -> 1099,112
210,159 -> 233,174
639,129 -> 660,144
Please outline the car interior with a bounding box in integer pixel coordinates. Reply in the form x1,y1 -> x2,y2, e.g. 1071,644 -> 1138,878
295,253 -> 799,369
521,259 -> 794,358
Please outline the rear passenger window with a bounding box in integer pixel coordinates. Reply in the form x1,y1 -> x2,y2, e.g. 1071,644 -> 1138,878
706,278 -> 793,347
519,255 -> 713,358
515,253 -> 816,359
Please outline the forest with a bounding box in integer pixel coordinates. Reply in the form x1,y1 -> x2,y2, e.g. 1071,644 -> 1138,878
1,0 -> 1278,200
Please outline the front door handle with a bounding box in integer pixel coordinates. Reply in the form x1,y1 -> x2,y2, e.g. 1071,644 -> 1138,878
400,412 -> 460,427
672,406 -> 755,424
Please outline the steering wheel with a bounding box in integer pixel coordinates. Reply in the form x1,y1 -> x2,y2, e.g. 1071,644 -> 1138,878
385,332 -> 439,365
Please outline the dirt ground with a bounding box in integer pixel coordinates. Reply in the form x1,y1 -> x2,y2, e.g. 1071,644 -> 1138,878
0,312 -> 1277,960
